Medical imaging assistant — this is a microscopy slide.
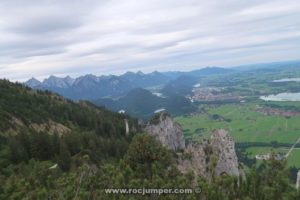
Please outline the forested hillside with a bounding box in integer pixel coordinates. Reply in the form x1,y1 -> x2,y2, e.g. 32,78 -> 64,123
0,79 -> 137,132
94,88 -> 195,120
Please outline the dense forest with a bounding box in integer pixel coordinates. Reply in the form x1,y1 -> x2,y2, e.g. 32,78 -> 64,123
0,79 -> 299,199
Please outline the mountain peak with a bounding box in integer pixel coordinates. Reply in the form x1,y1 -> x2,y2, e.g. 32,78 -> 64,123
47,75 -> 59,80
42,75 -> 73,88
82,74 -> 99,81
28,77 -> 40,82
64,75 -> 72,79
25,77 -> 41,87
137,71 -> 144,75
124,71 -> 135,75
63,76 -> 75,85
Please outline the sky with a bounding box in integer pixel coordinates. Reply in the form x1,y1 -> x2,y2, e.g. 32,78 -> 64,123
0,0 -> 300,81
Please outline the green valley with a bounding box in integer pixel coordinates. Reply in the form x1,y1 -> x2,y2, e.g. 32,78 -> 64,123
175,64 -> 300,169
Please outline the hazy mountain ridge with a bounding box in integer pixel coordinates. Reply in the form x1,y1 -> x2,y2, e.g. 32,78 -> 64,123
25,71 -> 172,100
24,67 -> 235,100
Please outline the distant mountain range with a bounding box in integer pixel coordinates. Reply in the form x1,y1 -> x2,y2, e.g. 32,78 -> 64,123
25,71 -> 171,100
23,66 -> 236,119
23,61 -> 300,119
25,67 -> 235,100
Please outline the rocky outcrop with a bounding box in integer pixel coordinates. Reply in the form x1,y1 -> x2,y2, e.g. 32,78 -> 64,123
177,142 -> 210,179
30,120 -> 71,135
145,113 -> 241,179
178,129 -> 242,180
210,129 -> 240,176
145,113 -> 185,151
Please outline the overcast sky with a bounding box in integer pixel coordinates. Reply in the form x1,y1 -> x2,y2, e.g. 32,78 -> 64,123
0,0 -> 300,81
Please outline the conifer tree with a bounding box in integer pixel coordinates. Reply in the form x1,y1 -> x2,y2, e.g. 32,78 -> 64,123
58,140 -> 71,171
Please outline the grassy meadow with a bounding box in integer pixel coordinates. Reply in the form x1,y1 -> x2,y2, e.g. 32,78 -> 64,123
175,102 -> 300,167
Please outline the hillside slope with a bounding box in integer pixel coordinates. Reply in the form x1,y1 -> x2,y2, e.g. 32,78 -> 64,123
0,79 -> 139,168
94,88 -> 195,120
0,79 -> 137,134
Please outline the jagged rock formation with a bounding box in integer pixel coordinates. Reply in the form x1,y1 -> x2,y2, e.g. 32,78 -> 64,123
145,113 -> 185,151
211,129 -> 240,176
178,129 -> 242,180
145,113 -> 241,179
177,142 -> 209,179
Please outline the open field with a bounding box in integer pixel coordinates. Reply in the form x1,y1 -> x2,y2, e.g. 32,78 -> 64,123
176,102 -> 300,167
287,149 -> 300,167
245,147 -> 288,156
245,147 -> 300,167
176,103 -> 300,143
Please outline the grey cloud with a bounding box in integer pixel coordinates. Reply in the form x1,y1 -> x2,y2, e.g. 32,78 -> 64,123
0,37 -> 70,58
0,0 -> 300,80
9,16 -> 82,35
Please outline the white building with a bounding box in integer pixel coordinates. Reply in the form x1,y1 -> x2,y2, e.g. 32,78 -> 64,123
118,109 -> 125,114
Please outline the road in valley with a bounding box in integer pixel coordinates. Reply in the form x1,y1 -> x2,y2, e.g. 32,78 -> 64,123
285,136 -> 300,158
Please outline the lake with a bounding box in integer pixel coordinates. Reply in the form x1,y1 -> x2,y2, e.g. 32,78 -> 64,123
273,78 -> 300,82
260,93 -> 300,101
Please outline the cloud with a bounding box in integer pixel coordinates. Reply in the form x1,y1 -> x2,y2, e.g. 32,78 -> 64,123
0,0 -> 300,80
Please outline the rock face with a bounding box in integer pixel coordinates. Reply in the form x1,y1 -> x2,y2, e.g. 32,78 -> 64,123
211,129 -> 240,177
30,120 -> 71,135
145,113 -> 241,180
145,113 -> 185,151
178,129 -> 241,180
177,142 -> 209,179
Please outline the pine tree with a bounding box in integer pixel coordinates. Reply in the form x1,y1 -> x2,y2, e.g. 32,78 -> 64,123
8,137 -> 28,163
58,140 -> 71,171
124,133 -> 172,180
